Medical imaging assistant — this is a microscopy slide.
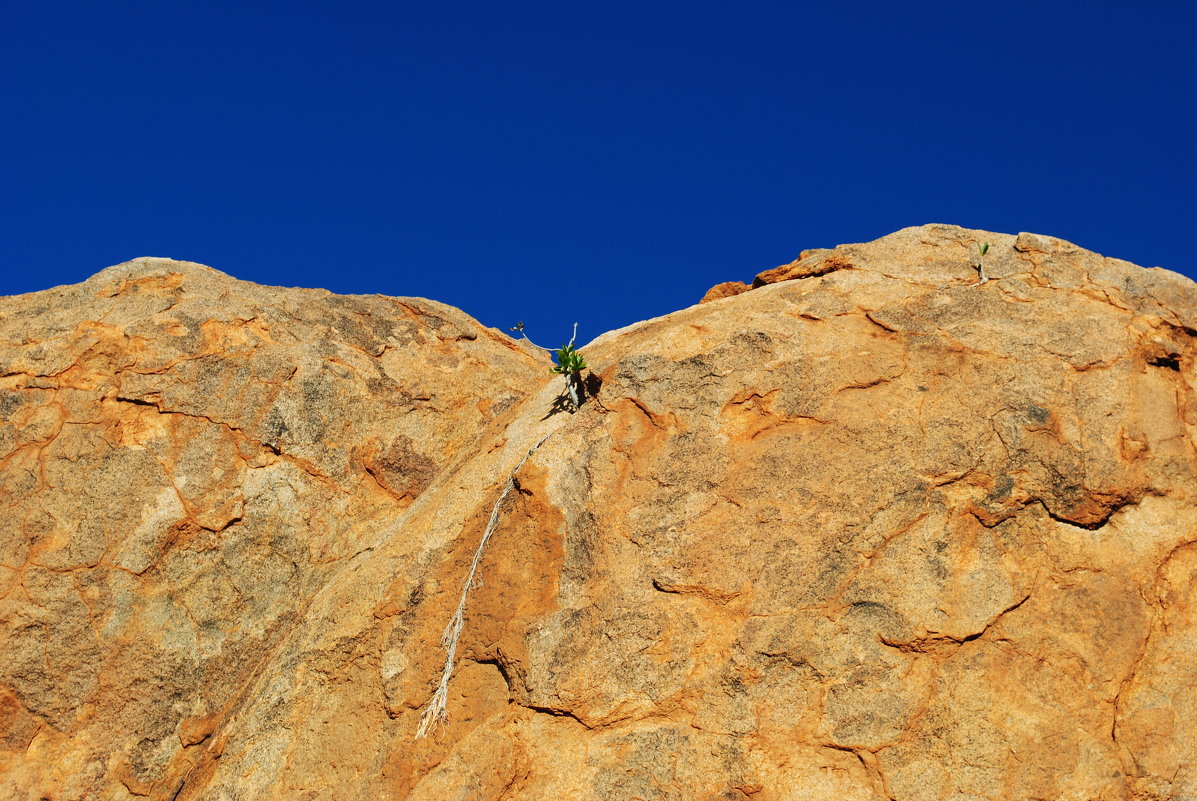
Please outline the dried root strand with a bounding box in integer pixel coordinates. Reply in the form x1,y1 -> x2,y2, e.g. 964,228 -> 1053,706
415,433 -> 552,739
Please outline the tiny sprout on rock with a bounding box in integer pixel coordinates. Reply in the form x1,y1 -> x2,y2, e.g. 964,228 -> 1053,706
973,241 -> 991,286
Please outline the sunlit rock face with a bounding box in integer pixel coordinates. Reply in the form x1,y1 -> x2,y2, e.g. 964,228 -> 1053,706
2,225 -> 1195,801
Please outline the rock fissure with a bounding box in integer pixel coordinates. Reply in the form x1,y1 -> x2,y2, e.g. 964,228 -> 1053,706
650,577 -> 742,604
111,393 -> 341,488
878,593 -> 1031,656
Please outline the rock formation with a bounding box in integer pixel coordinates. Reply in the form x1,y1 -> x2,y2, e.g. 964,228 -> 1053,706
1,224 -> 1195,800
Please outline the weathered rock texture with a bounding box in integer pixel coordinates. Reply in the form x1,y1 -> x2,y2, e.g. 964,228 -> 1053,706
699,281 -> 750,304
2,225 -> 1195,801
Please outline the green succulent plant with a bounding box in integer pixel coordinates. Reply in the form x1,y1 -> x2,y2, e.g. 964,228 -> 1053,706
512,322 -> 589,412
550,343 -> 587,375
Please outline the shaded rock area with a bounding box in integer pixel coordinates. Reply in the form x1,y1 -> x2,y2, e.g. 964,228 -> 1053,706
2,225 -> 1196,800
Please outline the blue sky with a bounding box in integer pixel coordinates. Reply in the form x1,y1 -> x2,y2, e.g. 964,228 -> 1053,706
3,1 -> 1194,342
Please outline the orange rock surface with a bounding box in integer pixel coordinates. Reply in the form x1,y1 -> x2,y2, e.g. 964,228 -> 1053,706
699,281 -> 751,304
2,225 -> 1195,800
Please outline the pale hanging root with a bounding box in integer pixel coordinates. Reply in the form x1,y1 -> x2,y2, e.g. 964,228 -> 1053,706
415,433 -> 552,739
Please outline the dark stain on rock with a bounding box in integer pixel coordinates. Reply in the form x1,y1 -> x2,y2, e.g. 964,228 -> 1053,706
1025,405 -> 1050,425
365,435 -> 438,500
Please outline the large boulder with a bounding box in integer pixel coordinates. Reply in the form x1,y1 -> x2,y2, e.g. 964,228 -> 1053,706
2,225 -> 1195,800
0,258 -> 546,799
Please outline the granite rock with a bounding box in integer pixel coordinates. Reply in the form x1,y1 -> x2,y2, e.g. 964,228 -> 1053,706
2,226 -> 1196,800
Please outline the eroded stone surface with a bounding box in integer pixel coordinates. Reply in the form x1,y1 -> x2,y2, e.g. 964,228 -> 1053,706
0,258 -> 546,800
699,281 -> 751,304
2,226 -> 1195,800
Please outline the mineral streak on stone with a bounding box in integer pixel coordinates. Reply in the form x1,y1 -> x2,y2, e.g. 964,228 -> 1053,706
1,224 -> 1195,800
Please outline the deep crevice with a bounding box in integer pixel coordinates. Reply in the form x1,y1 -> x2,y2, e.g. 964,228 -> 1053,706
864,312 -> 900,334
475,656 -> 516,695
1036,497 -> 1139,531
114,395 -> 158,407
1147,355 -> 1181,371
583,371 -> 603,400
970,494 -> 1142,532
522,702 -> 593,729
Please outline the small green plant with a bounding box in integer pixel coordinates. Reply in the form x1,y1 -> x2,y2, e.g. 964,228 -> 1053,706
513,322 -> 588,412
550,342 -> 586,375
973,241 -> 991,285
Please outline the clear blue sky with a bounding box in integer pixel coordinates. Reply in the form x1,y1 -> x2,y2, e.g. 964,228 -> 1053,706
3,1 -> 1194,342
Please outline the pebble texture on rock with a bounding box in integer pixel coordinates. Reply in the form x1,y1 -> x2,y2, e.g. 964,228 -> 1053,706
2,225 -> 1195,800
